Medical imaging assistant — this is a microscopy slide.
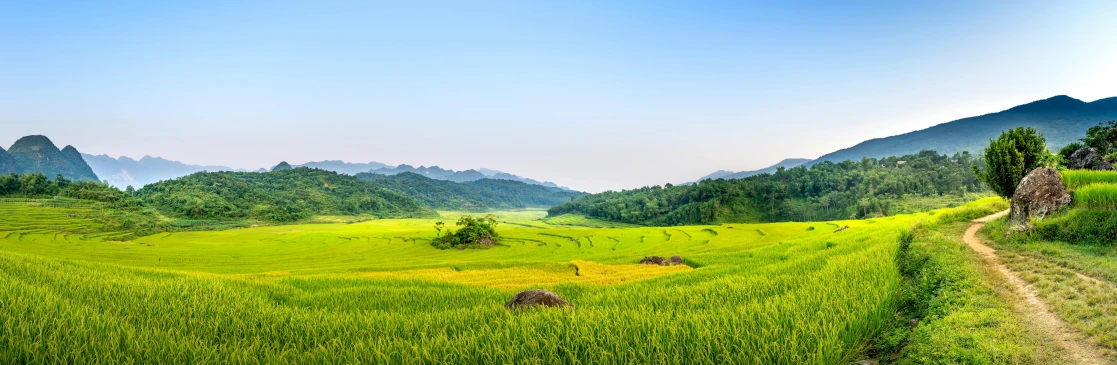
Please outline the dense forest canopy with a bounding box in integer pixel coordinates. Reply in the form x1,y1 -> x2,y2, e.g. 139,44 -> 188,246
136,168 -> 436,222
357,172 -> 582,211
548,151 -> 986,225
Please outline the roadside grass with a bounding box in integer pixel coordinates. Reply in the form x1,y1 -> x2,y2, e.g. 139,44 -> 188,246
863,197 -> 1062,364
984,216 -> 1117,355
1061,170 -> 1117,190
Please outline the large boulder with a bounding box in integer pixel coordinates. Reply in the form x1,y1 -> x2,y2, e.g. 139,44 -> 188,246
1067,146 -> 1115,170
505,289 -> 572,309
1009,168 -> 1072,224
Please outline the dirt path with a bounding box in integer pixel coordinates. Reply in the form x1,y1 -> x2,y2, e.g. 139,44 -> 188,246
965,210 -> 1111,365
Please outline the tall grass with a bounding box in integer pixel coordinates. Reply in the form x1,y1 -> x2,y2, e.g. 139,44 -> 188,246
0,198 -> 1006,364
1061,170 -> 1117,190
1073,183 -> 1117,210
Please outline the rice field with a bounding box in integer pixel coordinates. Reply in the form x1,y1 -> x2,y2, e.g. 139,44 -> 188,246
0,198 -> 1005,364
1072,183 -> 1117,210
1061,169 -> 1117,190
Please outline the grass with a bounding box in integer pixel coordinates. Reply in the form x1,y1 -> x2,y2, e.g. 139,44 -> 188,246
0,197 -> 1019,363
1073,183 -> 1117,210
1060,169 -> 1117,190
542,213 -> 643,228
983,216 -> 1117,355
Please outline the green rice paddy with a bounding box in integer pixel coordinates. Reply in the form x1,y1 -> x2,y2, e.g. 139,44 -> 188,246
0,197 -> 1006,364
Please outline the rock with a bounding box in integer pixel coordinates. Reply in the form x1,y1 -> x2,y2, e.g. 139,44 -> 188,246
1067,146 -> 1115,170
834,225 -> 850,233
504,289 -> 572,309
851,360 -> 879,365
639,256 -> 666,265
1006,224 -> 1035,236
669,255 -> 684,266
1009,168 -> 1072,224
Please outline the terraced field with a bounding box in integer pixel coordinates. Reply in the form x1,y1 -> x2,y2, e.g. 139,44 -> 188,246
0,198 -> 1006,364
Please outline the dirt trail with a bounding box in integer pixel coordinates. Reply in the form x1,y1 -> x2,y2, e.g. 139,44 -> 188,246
965,210 -> 1111,365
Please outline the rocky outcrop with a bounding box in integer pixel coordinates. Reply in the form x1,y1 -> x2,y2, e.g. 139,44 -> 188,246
504,289 -> 572,309
1009,168 -> 1072,224
1067,147 -> 1115,170
640,255 -> 686,266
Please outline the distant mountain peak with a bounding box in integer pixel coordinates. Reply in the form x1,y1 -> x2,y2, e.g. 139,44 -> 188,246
4,135 -> 98,181
1005,95 -> 1087,112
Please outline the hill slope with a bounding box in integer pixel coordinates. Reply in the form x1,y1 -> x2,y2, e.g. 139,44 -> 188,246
5,135 -> 98,181
357,172 -> 583,211
695,158 -> 812,182
296,160 -> 389,175
813,95 -> 1117,163
136,168 -> 436,222
549,151 -> 984,225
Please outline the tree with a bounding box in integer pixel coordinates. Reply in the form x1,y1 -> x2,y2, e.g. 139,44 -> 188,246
1081,120 -> 1117,158
976,127 -> 1048,199
430,214 -> 499,249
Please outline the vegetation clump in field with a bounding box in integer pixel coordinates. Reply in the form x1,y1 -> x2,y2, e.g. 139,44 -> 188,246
975,127 -> 1051,199
504,289 -> 572,309
431,214 -> 500,249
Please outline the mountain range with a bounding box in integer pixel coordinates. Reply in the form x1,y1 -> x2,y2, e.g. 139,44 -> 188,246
365,164 -> 570,190
812,95 -> 1117,164
694,158 -> 812,182
2,136 -> 98,181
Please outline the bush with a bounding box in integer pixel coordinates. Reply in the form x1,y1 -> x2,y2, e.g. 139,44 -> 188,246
431,215 -> 500,249
976,127 -> 1048,198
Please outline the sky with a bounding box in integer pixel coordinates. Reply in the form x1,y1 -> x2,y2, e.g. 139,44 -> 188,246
2,0 -> 1116,192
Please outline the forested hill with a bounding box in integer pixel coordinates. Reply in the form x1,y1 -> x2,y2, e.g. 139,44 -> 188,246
3,135 -> 99,181
136,168 -> 436,222
813,95 -> 1117,164
548,150 -> 985,225
357,172 -> 583,211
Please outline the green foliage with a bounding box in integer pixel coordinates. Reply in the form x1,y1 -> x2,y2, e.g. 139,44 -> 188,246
550,151 -> 987,225
976,127 -> 1048,198
1072,184 -> 1117,210
1027,209 -> 1117,245
358,172 -> 582,211
430,214 -> 500,249
0,173 -> 122,202
136,168 -> 436,222
1081,120 -> 1117,157
1058,141 -> 1085,165
1060,169 -> 1117,190
270,161 -> 293,171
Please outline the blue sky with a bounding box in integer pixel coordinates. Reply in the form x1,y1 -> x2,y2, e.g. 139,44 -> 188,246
2,0 -> 1116,192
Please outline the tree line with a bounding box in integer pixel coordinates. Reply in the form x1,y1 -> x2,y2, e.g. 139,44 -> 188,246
547,151 -> 987,225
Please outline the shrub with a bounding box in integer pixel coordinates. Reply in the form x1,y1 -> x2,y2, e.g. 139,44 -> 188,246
976,127 -> 1048,198
1033,209 -> 1117,245
431,214 -> 500,249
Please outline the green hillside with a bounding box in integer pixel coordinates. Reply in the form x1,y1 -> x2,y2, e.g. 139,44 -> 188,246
814,95 -> 1117,164
136,167 -> 436,222
357,172 -> 582,211
4,135 -> 99,181
549,150 -> 986,225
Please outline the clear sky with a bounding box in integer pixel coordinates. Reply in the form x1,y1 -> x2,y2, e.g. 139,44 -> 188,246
2,0 -> 1116,192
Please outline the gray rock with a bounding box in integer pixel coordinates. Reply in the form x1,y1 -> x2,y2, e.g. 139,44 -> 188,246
1009,168 -> 1072,224
639,256 -> 666,265
1067,146 -> 1114,170
505,289 -> 572,309
1006,224 -> 1035,236
669,254 -> 684,266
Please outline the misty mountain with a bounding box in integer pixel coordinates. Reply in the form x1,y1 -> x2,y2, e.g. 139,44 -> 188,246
3,135 -> 98,181
368,164 -> 570,190
83,154 -> 243,189
357,171 -> 583,211
812,95 -> 1117,164
694,158 -> 812,182
295,160 -> 389,175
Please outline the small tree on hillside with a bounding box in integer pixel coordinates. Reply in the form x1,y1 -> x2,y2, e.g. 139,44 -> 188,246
431,214 -> 500,249
1081,120 -> 1117,160
975,127 -> 1048,198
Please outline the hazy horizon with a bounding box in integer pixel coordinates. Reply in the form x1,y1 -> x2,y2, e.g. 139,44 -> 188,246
4,1 -> 1116,192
